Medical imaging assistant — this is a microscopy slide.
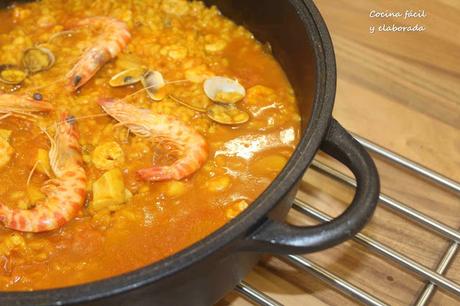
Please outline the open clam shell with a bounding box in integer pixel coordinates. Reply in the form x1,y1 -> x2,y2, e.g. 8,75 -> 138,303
0,65 -> 27,85
142,70 -> 166,101
109,67 -> 146,87
203,76 -> 246,104
207,104 -> 249,125
22,47 -> 55,73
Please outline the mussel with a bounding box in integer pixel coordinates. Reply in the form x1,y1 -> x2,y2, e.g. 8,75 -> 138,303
109,67 -> 146,87
203,76 -> 246,104
0,65 -> 27,85
207,104 -> 249,125
22,47 -> 55,73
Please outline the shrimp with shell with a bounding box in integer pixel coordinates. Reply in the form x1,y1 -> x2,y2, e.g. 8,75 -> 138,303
66,16 -> 131,91
0,94 -> 53,169
0,94 -> 53,120
98,99 -> 208,181
0,114 -> 87,232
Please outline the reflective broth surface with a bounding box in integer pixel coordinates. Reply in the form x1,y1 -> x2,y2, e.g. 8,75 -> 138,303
0,0 -> 300,290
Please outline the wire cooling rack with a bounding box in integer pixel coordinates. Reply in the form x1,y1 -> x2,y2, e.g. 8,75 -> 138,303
232,134 -> 460,306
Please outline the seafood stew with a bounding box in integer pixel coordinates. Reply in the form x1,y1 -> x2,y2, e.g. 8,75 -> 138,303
0,0 -> 300,290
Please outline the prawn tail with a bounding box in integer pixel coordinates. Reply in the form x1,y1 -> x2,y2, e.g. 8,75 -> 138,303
0,202 -> 70,233
137,158 -> 202,181
0,203 -> 9,224
0,203 -> 27,232
137,166 -> 176,181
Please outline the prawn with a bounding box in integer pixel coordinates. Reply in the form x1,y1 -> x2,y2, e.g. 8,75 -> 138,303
66,16 -> 131,91
0,114 -> 87,232
0,94 -> 53,169
0,94 -> 53,120
98,99 -> 208,181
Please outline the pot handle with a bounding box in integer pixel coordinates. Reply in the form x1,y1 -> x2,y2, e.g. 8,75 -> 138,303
245,119 -> 379,254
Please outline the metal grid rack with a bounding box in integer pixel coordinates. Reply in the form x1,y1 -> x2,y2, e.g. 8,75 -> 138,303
233,134 -> 460,306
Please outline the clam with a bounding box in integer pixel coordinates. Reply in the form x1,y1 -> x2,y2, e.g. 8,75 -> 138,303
207,104 -> 249,125
109,67 -> 146,87
142,70 -> 166,101
22,47 -> 55,73
203,76 -> 246,104
0,65 -> 27,85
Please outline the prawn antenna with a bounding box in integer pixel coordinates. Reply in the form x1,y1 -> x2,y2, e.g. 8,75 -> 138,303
120,79 -> 191,102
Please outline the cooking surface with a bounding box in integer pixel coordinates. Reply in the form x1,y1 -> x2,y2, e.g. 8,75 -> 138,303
219,0 -> 460,305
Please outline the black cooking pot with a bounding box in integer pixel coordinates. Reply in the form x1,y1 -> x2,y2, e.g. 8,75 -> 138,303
0,0 -> 380,305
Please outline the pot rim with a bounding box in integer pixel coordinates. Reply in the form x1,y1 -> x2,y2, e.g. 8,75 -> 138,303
0,0 -> 337,304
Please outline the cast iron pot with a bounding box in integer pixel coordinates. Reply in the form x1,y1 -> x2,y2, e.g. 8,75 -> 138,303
0,0 -> 380,305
